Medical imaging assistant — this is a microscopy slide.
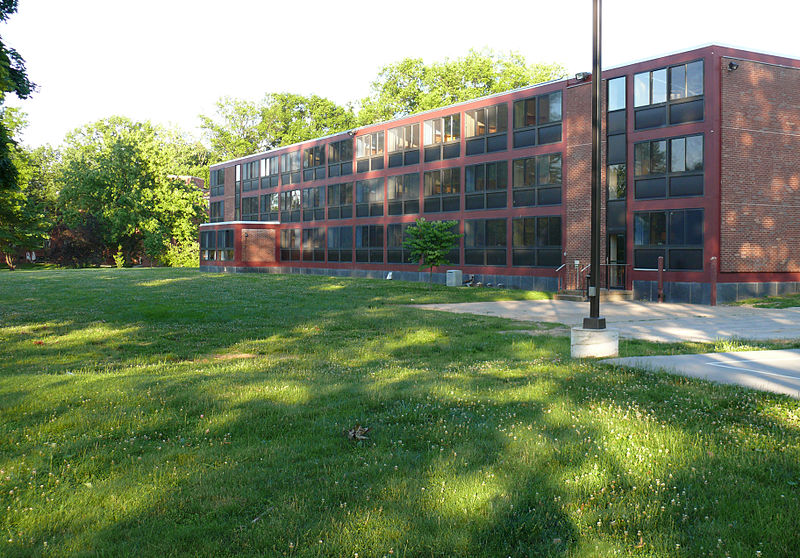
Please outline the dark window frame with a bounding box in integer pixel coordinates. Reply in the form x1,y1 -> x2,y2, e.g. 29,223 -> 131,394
327,225 -> 353,262
465,161 -> 508,210
355,131 -> 385,173
302,185 -> 326,222
355,178 -> 384,218
511,152 -> 562,207
633,59 -> 704,129
280,151 -> 302,185
387,123 -> 420,167
241,196 -> 259,221
260,156 -> 279,189
302,227 -> 325,262
328,138 -> 353,178
209,169 -> 225,197
512,216 -> 562,267
465,103 -> 508,155
302,145 -> 326,182
279,189 -> 301,222
423,113 -> 461,161
633,134 -> 704,199
464,218 -> 507,267
633,208 -> 704,271
209,200 -> 224,223
512,91 -> 562,148
260,193 -> 279,221
327,182 -> 353,220
387,172 -> 420,215
280,228 -> 301,262
423,167 -> 460,214
355,224 -> 384,263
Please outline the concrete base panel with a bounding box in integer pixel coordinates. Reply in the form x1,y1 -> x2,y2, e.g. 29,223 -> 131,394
570,327 -> 619,358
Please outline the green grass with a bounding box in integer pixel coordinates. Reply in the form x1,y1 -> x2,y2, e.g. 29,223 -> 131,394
1,269 -> 799,557
734,292 -> 800,309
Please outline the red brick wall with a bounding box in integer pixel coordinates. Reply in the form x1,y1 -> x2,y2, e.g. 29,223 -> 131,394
564,82 -> 607,289
241,229 -> 276,262
720,59 -> 800,272
223,166 -> 236,222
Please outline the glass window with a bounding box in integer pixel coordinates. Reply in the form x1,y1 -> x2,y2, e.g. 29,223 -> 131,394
608,77 -> 626,111
607,164 -> 626,200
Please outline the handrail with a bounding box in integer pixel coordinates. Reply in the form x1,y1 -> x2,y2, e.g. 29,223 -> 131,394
580,264 -> 591,273
555,263 -> 566,271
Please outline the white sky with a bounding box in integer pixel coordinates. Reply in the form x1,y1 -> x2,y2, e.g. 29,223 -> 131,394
3,0 -> 799,148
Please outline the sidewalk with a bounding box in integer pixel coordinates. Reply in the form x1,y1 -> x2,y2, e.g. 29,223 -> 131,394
412,299 -> 800,343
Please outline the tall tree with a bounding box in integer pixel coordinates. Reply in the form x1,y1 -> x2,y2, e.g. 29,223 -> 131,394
0,109 -> 49,268
58,117 -> 207,265
0,0 -> 37,268
199,93 -> 356,163
359,49 -> 567,123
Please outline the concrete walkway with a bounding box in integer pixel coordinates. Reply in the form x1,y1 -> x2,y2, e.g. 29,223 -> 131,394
604,350 -> 800,398
412,299 -> 800,343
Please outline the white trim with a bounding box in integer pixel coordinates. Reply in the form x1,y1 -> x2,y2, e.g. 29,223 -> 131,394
199,221 -> 279,227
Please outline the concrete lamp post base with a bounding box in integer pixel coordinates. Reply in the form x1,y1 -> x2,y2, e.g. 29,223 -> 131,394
571,327 -> 619,358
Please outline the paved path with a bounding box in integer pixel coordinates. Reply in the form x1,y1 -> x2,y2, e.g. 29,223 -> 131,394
604,350 -> 800,398
412,299 -> 800,343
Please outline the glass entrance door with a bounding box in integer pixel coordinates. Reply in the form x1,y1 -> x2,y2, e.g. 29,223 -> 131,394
607,233 -> 626,289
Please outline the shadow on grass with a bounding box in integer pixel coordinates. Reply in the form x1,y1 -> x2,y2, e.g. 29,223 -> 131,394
1,269 -> 799,556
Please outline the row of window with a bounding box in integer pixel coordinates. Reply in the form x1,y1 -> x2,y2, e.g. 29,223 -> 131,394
222,92 -> 564,194
237,157 -> 563,223
203,208 -> 704,271
272,217 -> 562,267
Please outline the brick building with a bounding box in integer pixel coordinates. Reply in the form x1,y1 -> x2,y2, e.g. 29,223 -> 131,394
200,45 -> 800,304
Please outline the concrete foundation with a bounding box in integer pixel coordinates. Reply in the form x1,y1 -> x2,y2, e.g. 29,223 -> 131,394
570,327 -> 619,358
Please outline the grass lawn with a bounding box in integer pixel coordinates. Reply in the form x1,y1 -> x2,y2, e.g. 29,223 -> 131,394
734,292 -> 800,309
1,268 -> 799,557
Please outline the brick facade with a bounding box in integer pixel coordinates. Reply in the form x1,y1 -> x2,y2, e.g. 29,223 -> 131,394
720,59 -> 800,272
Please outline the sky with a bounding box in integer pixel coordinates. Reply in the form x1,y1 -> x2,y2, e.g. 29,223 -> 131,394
2,0 -> 798,148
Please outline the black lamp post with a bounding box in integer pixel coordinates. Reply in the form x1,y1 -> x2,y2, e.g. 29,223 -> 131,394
583,0 -> 606,330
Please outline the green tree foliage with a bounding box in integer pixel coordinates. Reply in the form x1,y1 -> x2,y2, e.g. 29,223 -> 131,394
403,218 -> 461,287
0,109 -> 49,269
200,93 -> 357,162
58,116 -> 207,266
0,1 -> 38,268
359,49 -> 567,123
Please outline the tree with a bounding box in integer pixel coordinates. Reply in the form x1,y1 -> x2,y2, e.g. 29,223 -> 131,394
359,49 -> 567,123
0,109 -> 49,269
200,93 -> 357,162
403,218 -> 461,288
0,1 -> 37,268
58,116 -> 207,266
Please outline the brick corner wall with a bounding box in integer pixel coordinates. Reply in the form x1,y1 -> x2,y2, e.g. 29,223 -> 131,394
720,59 -> 800,272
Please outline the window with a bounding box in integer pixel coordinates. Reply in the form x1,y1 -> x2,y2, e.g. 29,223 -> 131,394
302,186 -> 326,221
280,151 -> 301,185
302,228 -> 325,261
634,209 -> 703,270
280,229 -> 300,261
423,113 -> 460,161
607,164 -> 627,200
512,216 -> 562,267
241,160 -> 259,192
607,76 -> 626,112
465,161 -> 507,210
260,156 -> 279,189
423,167 -> 460,213
465,103 -> 508,155
210,169 -> 225,197
464,219 -> 506,266
234,165 -> 241,220
327,226 -> 352,262
387,223 -> 412,264
387,124 -> 420,167
241,196 -> 259,221
327,182 -> 353,220
280,189 -> 301,222
200,230 -> 216,260
355,131 -> 384,173
302,145 -> 325,182
670,61 -> 704,100
512,153 -> 562,207
356,178 -> 384,217
217,229 -> 234,261
328,138 -> 353,177
209,201 -> 224,223
634,60 -> 704,129
260,193 -> 279,221
387,173 -> 420,215
634,134 -> 703,198
512,91 -> 562,148
355,224 -> 384,263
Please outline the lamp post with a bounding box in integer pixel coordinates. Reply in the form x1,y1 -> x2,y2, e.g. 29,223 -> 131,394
583,0 -> 605,330
570,0 -> 618,358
